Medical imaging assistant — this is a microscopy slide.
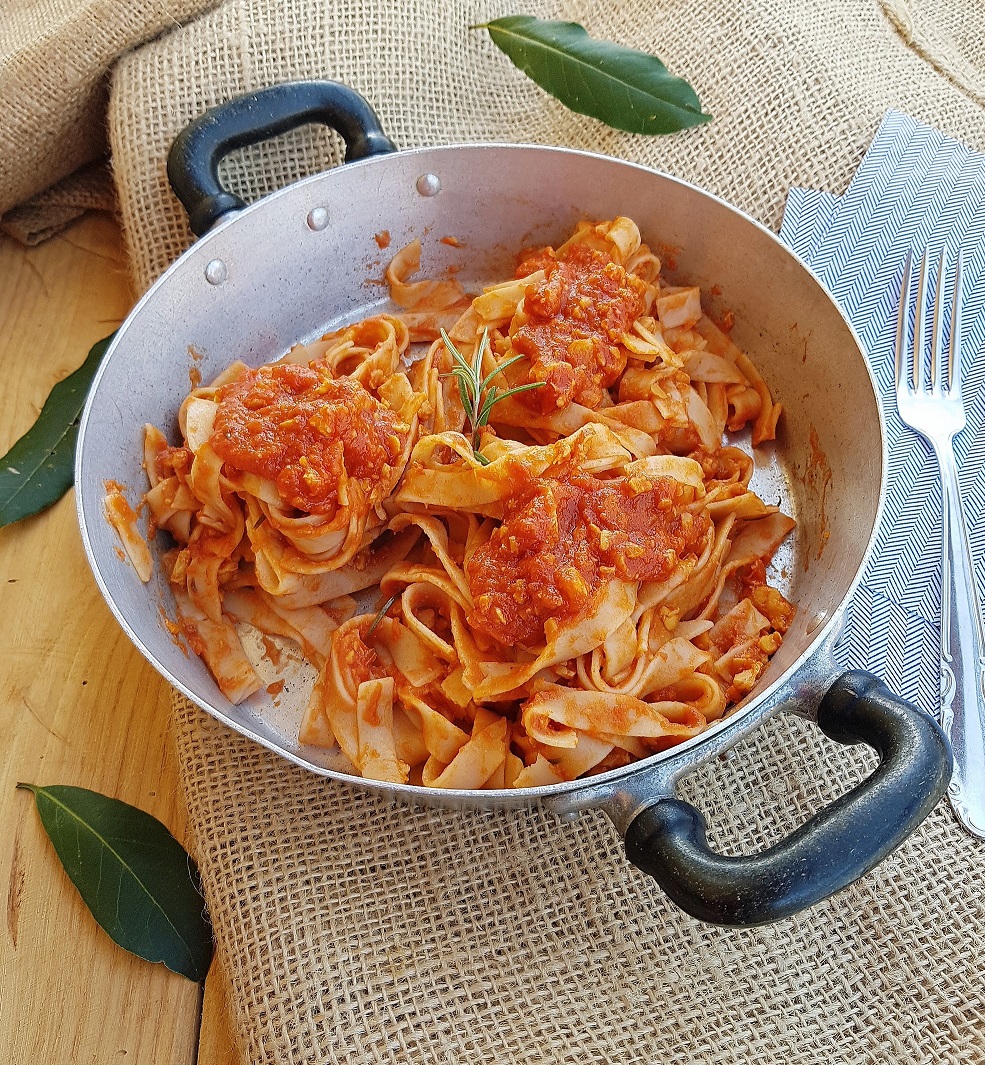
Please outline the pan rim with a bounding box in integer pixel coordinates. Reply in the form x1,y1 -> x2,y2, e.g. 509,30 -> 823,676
76,142 -> 888,804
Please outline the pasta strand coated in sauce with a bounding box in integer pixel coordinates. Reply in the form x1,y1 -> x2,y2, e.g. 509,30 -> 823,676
123,216 -> 795,789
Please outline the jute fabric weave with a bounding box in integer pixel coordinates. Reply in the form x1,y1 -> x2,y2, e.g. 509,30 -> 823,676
0,160 -> 116,246
108,0 -> 985,292
0,0 -> 221,216
106,1 -> 985,1061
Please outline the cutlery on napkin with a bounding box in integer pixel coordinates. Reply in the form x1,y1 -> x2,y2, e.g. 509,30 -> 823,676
780,110 -> 985,838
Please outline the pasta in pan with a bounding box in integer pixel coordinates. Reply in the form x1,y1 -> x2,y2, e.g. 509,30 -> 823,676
118,216 -> 795,789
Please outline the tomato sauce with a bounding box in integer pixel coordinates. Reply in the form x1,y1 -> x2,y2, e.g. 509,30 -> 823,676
736,561 -> 794,633
154,444 -> 193,480
211,365 -> 404,515
512,243 -> 647,414
466,468 -> 710,647
335,626 -> 388,687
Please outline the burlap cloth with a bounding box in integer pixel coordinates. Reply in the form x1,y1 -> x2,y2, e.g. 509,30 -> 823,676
106,2 -> 985,1062
0,161 -> 116,245
0,0 -> 223,241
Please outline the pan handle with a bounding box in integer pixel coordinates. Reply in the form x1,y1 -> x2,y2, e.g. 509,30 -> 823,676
623,670 -> 951,925
167,81 -> 397,236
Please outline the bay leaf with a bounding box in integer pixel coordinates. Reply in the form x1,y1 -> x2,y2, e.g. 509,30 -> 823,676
0,333 -> 114,529
17,783 -> 214,982
475,16 -> 711,135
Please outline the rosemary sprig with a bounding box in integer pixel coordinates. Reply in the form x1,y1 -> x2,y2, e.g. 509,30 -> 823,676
440,328 -> 544,465
367,593 -> 399,635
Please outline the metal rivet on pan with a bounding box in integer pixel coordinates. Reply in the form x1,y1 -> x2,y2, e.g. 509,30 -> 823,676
306,207 -> 329,231
204,259 -> 227,285
806,610 -> 828,635
416,173 -> 441,197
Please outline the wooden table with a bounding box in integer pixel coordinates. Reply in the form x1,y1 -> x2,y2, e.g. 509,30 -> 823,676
0,214 -> 239,1064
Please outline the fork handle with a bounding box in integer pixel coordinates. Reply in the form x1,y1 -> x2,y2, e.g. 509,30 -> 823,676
934,439 -> 985,838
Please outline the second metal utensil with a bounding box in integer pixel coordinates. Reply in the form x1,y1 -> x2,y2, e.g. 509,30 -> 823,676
894,248 -> 985,839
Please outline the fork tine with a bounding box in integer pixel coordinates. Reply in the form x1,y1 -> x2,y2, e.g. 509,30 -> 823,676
895,251 -> 912,392
949,250 -> 963,395
931,248 -> 946,394
913,250 -> 930,391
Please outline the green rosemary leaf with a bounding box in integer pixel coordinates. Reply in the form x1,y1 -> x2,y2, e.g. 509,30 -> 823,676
477,386 -> 500,427
440,329 -> 469,368
439,327 -> 544,463
456,372 -> 472,413
441,329 -> 480,407
368,593 -> 399,635
498,382 -> 548,401
480,352 -> 527,391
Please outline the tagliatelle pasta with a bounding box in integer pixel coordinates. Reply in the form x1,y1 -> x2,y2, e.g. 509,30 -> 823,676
121,216 -> 796,789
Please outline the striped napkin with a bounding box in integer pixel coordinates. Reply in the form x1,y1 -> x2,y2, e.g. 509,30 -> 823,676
780,110 -> 985,714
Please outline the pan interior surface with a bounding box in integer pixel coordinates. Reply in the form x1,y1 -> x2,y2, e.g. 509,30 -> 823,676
76,146 -> 883,807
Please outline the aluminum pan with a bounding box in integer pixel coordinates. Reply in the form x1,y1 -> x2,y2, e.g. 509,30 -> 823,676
75,144 -> 886,810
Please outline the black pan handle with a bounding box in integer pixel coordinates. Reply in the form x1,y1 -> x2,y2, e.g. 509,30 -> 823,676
624,670 -> 951,926
167,80 -> 397,236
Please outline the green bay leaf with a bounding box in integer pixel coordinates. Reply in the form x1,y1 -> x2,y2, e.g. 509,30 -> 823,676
476,16 -> 711,135
17,783 -> 214,982
0,333 -> 114,528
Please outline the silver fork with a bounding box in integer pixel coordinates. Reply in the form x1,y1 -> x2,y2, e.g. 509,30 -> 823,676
895,248 -> 985,839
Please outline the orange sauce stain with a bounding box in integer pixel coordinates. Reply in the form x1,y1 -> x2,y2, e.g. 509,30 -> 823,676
374,230 -> 391,249
440,236 -> 462,247
261,635 -> 283,667
104,479 -> 134,515
806,426 -> 833,564
186,346 -> 205,391
159,606 -> 190,656
266,679 -> 285,698
654,241 -> 680,271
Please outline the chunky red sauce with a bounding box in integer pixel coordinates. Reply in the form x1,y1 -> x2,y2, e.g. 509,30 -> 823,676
512,243 -> 647,414
211,365 -> 404,515
336,626 -> 389,687
466,468 -> 710,647
736,563 -> 794,633
154,444 -> 193,480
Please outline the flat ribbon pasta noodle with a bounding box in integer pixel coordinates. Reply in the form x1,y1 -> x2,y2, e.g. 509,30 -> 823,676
135,215 -> 796,790
549,732 -> 617,780
221,588 -> 341,668
170,585 -> 262,704
423,714 -> 509,790
385,238 -> 468,311
471,578 -> 638,701
355,677 -> 409,784
252,525 -> 420,606
522,684 -> 707,748
396,423 -> 633,516
104,481 -> 154,581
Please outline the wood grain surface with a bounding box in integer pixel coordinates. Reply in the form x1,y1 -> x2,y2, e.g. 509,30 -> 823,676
0,214 -> 238,1065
